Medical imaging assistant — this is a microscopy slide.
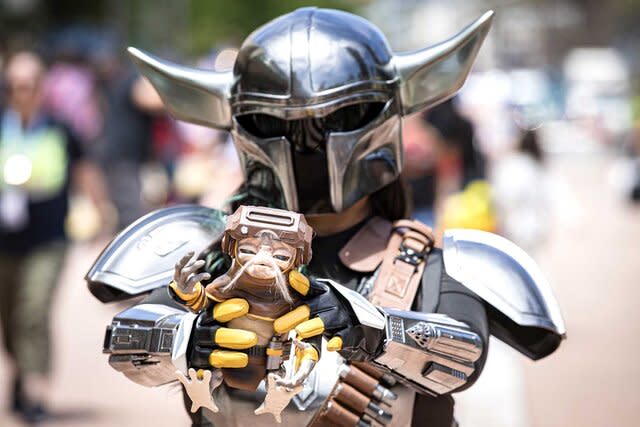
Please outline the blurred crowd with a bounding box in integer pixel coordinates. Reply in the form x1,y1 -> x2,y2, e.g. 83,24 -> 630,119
0,28 -> 242,424
2,28 -> 244,234
0,13 -> 639,426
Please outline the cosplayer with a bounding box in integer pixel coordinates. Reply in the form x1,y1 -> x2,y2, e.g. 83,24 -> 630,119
87,8 -> 565,427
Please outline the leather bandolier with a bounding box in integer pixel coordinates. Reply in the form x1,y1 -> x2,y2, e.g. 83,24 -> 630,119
312,218 -> 435,427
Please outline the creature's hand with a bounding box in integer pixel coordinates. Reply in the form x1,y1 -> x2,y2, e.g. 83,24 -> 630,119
189,298 -> 259,369
274,339 -> 318,389
169,251 -> 211,311
172,251 -> 211,295
273,276 -> 384,361
176,368 -> 220,413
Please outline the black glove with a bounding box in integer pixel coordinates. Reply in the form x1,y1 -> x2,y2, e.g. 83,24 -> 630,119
189,298 -> 259,369
297,278 -> 385,361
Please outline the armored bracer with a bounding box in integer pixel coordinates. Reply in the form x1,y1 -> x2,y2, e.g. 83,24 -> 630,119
373,309 -> 482,395
321,281 -> 482,395
104,302 -> 196,387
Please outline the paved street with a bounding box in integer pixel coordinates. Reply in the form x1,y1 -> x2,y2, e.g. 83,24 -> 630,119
0,152 -> 638,426
524,152 -> 640,427
0,241 -> 189,427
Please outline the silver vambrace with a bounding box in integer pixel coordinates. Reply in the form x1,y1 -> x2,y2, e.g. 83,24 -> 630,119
104,303 -> 196,387
373,308 -> 482,395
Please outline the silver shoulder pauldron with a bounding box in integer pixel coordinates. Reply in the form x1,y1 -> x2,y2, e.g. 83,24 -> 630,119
442,228 -> 566,359
86,205 -> 226,302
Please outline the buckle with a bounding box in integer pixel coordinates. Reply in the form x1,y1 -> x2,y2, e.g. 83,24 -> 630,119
395,242 -> 427,267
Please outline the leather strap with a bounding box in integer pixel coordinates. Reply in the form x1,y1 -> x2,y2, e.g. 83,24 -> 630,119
352,219 -> 431,425
368,219 -> 434,310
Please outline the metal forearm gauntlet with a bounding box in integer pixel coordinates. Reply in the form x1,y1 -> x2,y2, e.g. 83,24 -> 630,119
372,308 -> 483,395
104,303 -> 196,387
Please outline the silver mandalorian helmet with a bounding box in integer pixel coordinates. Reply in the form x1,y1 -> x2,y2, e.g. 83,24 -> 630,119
128,8 -> 493,213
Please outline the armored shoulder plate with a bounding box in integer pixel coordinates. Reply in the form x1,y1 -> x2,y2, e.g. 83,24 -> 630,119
442,229 -> 566,360
87,205 -> 226,302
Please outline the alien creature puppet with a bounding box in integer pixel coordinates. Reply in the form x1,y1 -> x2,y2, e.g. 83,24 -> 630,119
169,205 -> 322,422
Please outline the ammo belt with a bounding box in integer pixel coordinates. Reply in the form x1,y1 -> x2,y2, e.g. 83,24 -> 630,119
245,346 -> 267,357
245,345 -> 291,361
312,220 -> 434,427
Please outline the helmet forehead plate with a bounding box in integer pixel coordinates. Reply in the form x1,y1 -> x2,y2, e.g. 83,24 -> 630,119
232,8 -> 396,114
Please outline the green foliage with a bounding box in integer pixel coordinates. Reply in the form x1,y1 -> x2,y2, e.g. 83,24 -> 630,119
189,0 -> 363,54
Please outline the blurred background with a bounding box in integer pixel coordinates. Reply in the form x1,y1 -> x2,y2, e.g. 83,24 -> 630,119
0,0 -> 639,426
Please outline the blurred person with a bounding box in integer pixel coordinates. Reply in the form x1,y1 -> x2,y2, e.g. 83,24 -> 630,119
40,26 -> 106,147
0,50 -> 107,424
490,129 -> 551,252
41,55 -> 102,147
406,98 -> 489,231
403,113 -> 440,226
425,98 -> 486,194
427,100 -> 495,238
92,39 -> 164,229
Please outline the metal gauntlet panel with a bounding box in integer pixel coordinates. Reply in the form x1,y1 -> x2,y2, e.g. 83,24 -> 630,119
373,309 -> 482,395
104,303 -> 196,387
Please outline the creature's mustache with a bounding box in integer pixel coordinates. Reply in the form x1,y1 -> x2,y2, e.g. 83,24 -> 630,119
222,253 -> 293,303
